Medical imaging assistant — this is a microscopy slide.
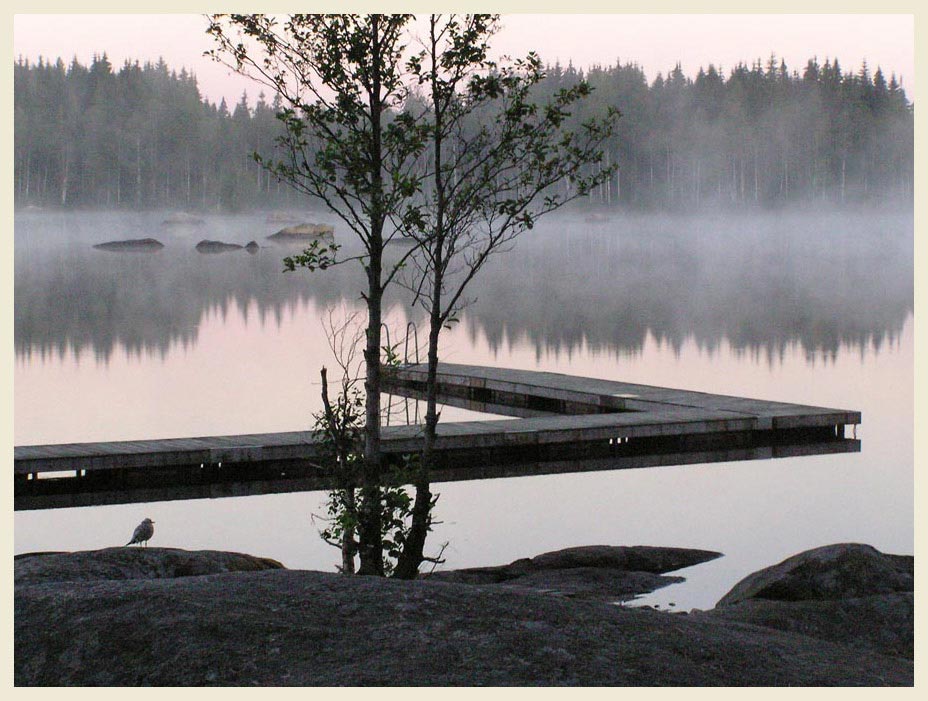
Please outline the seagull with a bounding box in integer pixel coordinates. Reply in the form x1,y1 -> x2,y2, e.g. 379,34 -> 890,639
126,518 -> 155,547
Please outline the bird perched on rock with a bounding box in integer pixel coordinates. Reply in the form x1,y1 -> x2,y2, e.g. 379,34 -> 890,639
126,518 -> 155,547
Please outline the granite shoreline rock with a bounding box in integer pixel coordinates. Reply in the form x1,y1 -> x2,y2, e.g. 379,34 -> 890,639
701,543 -> 914,660
427,545 -> 723,601
15,547 -> 284,586
14,543 -> 913,686
716,543 -> 913,605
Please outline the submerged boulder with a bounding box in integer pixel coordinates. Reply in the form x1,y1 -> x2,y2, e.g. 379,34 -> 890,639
267,223 -> 335,243
716,543 -> 913,606
93,238 -> 164,252
195,240 -> 244,254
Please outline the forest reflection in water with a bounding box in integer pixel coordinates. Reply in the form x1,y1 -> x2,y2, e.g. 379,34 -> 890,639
14,208 -> 912,366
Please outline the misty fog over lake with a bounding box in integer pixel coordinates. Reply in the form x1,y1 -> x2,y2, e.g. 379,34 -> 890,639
15,208 -> 911,363
14,207 -> 912,609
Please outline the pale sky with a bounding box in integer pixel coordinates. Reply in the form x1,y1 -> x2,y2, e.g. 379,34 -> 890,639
12,13 -> 916,105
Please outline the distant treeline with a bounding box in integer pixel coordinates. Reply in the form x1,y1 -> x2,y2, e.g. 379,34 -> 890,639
14,55 -> 289,212
13,53 -> 914,211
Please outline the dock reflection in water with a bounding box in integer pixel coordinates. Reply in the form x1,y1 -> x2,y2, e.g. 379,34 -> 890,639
15,363 -> 860,510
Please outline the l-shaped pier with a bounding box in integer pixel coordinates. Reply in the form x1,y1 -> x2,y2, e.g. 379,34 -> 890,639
14,363 -> 860,510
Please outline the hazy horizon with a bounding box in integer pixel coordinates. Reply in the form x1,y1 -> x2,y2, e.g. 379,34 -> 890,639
12,13 -> 916,106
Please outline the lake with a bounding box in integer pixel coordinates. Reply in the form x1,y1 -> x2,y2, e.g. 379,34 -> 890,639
13,207 -> 913,610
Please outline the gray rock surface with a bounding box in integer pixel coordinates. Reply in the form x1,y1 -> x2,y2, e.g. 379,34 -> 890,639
496,567 -> 684,600
15,547 -> 283,586
195,240 -> 244,253
428,545 -> 721,600
93,238 -> 164,252
702,593 -> 914,660
527,545 -> 723,574
14,546 -> 913,686
717,543 -> 913,606
706,543 -> 914,662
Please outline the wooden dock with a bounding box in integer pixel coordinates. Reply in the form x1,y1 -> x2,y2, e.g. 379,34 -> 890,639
14,363 -> 860,510
383,363 -> 860,430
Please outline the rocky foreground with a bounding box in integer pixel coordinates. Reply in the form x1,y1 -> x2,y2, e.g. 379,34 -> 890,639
14,543 -> 912,686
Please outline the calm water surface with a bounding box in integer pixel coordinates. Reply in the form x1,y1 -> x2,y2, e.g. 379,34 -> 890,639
14,208 -> 913,609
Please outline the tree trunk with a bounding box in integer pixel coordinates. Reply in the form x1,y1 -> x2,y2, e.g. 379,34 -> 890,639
666,147 -> 673,204
695,158 -> 700,206
739,156 -> 745,202
60,147 -> 70,206
392,294 -> 440,580
649,153 -> 654,192
603,150 -> 612,206
783,153 -> 789,199
136,136 -> 142,208
340,488 -> 358,574
356,15 -> 386,577
395,23 -> 444,580
841,155 -> 847,203
357,242 -> 384,576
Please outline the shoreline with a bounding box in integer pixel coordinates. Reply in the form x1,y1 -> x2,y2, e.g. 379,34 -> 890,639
15,542 -> 913,686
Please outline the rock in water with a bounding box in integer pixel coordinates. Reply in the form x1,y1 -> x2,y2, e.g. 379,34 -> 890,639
244,241 -> 259,254
93,238 -> 164,252
716,543 -> 913,606
527,545 -> 724,574
427,545 -> 723,601
266,223 -> 335,243
195,240 -> 244,254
